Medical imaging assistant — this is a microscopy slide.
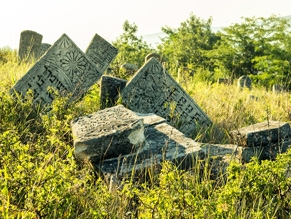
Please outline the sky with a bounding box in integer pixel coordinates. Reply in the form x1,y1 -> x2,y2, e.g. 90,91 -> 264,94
1,0 -> 291,51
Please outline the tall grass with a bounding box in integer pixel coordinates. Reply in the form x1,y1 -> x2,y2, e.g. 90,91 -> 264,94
1,48 -> 291,218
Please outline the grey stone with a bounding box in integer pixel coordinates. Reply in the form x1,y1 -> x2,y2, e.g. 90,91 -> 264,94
11,34 -> 105,105
71,105 -> 146,162
121,57 -> 212,137
94,118 -> 205,178
100,75 -> 127,109
230,121 -> 291,147
39,43 -> 51,57
238,75 -> 252,90
217,78 -> 229,85
85,33 -> 118,73
18,30 -> 43,61
121,63 -> 138,71
272,84 -> 284,93
145,52 -> 161,62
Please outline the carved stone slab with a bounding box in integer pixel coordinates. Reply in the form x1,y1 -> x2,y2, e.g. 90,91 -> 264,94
85,33 -> 118,73
18,30 -> 43,61
100,75 -> 127,109
95,116 -> 205,178
121,57 -> 212,137
230,121 -> 291,147
12,34 -> 103,105
71,105 -> 145,162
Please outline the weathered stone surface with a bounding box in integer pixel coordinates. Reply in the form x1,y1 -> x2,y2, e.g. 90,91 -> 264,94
238,75 -> 252,90
18,30 -> 43,61
71,105 -> 145,162
121,63 -> 138,71
121,57 -> 212,137
217,78 -> 229,85
100,75 -> 127,109
95,118 -> 205,178
11,34 -> 103,105
230,121 -> 291,147
85,33 -> 118,73
39,43 -> 51,57
272,84 -> 284,93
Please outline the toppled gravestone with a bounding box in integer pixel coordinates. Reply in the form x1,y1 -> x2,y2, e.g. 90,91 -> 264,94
18,30 -> 43,61
100,75 -> 127,109
121,57 -> 212,137
11,33 -> 116,105
71,105 -> 206,178
230,121 -> 291,160
71,105 -> 145,162
85,33 -> 118,73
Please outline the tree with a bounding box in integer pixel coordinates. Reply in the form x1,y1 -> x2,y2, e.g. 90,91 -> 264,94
111,20 -> 154,79
158,13 -> 219,75
212,15 -> 291,88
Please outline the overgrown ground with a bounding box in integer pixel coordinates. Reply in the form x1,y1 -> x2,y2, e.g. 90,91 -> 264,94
1,48 -> 291,218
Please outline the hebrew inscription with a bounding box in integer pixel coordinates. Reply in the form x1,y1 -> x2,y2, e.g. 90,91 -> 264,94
85,33 -> 118,73
12,34 -> 103,105
121,57 -> 212,137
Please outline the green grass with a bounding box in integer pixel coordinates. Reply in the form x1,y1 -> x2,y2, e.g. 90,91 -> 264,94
1,48 -> 291,218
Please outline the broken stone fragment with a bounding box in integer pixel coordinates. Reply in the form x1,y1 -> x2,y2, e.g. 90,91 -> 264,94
94,119 -> 206,179
71,105 -> 145,162
230,121 -> 291,147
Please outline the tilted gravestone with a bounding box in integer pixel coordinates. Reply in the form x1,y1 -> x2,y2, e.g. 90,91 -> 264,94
71,105 -> 146,162
100,75 -> 127,109
238,75 -> 252,90
121,57 -> 212,137
85,33 -> 118,73
11,34 -> 111,105
18,30 -> 43,61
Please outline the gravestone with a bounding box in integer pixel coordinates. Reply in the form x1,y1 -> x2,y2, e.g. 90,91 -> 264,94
217,78 -> 229,85
39,43 -> 51,57
71,105 -> 146,162
145,52 -> 161,62
100,75 -> 127,109
85,33 -> 118,73
121,57 -> 212,137
238,75 -> 252,90
11,34 -> 105,105
230,121 -> 291,147
272,84 -> 284,93
18,30 -> 43,61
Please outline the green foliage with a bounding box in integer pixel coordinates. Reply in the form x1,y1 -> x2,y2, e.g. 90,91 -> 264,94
158,13 -> 219,74
111,20 -> 154,79
212,15 -> 291,86
2,14 -> 291,218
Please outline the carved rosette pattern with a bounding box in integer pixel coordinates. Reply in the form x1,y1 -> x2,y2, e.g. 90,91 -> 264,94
12,34 -> 102,105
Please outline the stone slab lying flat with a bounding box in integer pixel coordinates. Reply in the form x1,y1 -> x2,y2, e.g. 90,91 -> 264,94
85,33 -> 118,73
230,121 -> 291,147
121,57 -> 212,137
71,105 -> 146,162
95,120 -> 205,178
12,34 -> 107,105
